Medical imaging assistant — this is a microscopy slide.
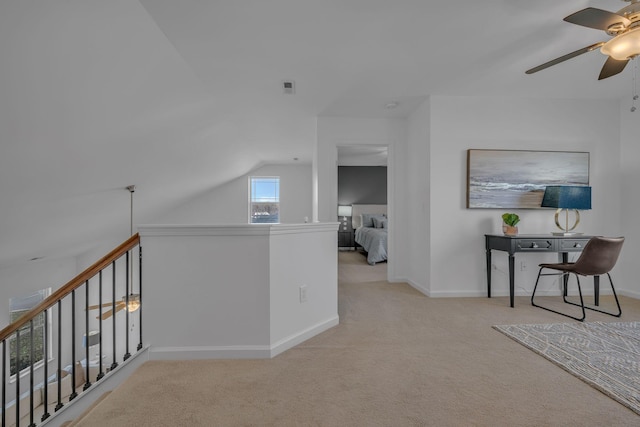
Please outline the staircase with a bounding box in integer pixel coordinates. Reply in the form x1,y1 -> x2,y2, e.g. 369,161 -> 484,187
0,235 -> 145,427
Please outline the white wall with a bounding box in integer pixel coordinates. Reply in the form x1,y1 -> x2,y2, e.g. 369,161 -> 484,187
269,226 -> 338,352
153,163 -> 313,224
402,99 -> 431,294
139,223 -> 338,359
425,96 -> 622,297
619,102 -> 640,297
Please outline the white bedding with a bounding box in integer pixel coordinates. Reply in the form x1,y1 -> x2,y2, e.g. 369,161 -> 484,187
351,204 -> 388,265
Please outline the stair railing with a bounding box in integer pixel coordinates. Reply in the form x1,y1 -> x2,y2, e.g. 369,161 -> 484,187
0,233 -> 142,427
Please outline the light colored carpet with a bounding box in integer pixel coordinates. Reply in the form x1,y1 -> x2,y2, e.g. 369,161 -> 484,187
494,321 -> 640,416
75,251 -> 640,426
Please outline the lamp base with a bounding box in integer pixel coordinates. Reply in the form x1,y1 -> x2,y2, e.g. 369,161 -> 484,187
551,231 -> 584,236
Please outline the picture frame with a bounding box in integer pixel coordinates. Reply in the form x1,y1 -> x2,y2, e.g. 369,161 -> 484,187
467,149 -> 590,209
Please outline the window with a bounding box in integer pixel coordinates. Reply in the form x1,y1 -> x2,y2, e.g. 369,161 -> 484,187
250,177 -> 280,223
9,288 -> 51,377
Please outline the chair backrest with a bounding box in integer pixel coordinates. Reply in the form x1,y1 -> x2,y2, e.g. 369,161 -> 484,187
572,236 -> 625,276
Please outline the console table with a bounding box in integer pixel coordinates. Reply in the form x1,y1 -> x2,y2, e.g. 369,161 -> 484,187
485,234 -> 594,307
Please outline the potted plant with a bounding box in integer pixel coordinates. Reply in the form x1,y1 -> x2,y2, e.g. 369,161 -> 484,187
502,213 -> 520,236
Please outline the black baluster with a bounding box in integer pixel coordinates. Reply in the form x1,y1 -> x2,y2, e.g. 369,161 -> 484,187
138,244 -> 143,351
124,251 -> 131,361
28,320 -> 35,427
97,270 -> 104,381
2,340 -> 5,427
69,290 -> 77,401
55,300 -> 63,411
110,260 -> 118,371
41,308 -> 50,421
15,329 -> 20,427
84,280 -> 91,391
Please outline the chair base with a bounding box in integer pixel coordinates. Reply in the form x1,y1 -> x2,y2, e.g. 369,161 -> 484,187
531,270 -> 622,322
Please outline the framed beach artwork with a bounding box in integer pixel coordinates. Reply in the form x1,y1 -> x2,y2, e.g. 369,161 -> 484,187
467,149 -> 590,209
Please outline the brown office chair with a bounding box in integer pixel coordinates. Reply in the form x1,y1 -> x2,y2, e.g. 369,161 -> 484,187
531,236 -> 624,321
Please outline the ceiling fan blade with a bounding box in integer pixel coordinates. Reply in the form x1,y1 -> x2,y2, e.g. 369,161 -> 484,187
563,7 -> 630,31
99,308 -> 114,320
525,42 -> 604,74
97,302 -> 126,320
598,56 -> 630,80
87,302 -> 115,310
113,304 -> 126,314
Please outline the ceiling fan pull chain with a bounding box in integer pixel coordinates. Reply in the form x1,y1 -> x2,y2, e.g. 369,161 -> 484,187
632,59 -> 638,112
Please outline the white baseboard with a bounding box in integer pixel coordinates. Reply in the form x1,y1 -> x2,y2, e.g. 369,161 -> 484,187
270,316 -> 339,357
44,347 -> 150,426
148,316 -> 340,360
619,289 -> 640,299
403,278 -> 430,296
387,277 -> 634,300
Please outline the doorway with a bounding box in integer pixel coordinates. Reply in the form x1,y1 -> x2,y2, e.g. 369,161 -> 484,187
336,145 -> 389,276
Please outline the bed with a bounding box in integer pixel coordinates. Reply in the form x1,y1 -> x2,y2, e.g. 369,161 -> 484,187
352,204 -> 388,265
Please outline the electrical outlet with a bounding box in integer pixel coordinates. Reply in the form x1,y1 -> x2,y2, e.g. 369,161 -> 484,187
299,285 -> 308,303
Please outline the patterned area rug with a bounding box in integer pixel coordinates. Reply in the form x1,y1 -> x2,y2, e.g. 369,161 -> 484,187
493,321 -> 640,415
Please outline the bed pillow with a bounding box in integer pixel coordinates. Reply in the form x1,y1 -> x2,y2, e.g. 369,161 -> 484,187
362,213 -> 385,228
372,217 -> 386,229
380,218 -> 388,229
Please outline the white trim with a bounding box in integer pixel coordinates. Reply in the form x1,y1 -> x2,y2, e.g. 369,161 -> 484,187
43,347 -> 150,426
139,224 -> 271,236
138,223 -> 339,237
148,316 -> 339,360
149,345 -> 272,360
269,223 -> 339,235
620,289 -> 640,299
269,316 -> 339,357
397,277 -> 430,297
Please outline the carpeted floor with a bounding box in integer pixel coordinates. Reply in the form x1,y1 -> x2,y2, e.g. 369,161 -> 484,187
74,251 -> 640,426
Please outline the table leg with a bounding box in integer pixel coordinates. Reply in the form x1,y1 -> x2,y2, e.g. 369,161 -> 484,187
509,254 -> 515,308
594,276 -> 600,306
486,249 -> 492,298
562,252 -> 569,297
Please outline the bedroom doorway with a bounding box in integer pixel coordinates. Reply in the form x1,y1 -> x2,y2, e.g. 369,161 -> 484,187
336,145 -> 389,274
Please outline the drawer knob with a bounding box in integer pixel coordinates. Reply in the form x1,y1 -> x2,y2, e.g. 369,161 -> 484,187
574,243 -> 582,248
531,243 -> 539,248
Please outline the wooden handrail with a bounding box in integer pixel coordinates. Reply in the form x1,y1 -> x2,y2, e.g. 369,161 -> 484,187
0,233 -> 140,342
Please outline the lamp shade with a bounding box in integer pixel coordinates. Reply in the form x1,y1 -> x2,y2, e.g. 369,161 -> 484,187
541,186 -> 591,210
338,205 -> 352,217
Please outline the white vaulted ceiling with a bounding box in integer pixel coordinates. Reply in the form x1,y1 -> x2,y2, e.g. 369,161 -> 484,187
0,0 -> 633,266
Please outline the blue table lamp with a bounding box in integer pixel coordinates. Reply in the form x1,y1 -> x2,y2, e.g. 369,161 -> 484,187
541,186 -> 591,235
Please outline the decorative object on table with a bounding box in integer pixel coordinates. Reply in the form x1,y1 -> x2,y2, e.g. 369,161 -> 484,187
338,205 -> 352,231
494,321 -> 640,415
501,213 -> 520,235
467,149 -> 589,209
525,1 -> 640,81
541,185 -> 592,235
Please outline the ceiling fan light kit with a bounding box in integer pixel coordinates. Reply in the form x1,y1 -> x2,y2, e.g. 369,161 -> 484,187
601,26 -> 640,59
526,0 -> 640,81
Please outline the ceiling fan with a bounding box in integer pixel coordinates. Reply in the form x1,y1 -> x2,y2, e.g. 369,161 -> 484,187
526,0 -> 640,79
87,294 -> 140,320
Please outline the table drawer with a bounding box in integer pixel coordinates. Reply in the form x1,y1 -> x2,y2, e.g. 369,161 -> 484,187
559,239 -> 590,251
516,239 -> 553,251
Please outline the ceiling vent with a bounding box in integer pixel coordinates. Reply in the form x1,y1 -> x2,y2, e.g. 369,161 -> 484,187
282,80 -> 295,95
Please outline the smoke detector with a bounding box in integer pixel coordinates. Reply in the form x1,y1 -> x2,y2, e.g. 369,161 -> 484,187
282,80 -> 295,94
